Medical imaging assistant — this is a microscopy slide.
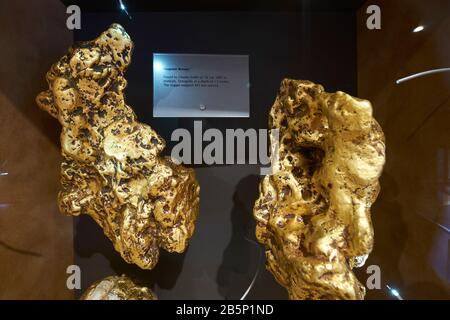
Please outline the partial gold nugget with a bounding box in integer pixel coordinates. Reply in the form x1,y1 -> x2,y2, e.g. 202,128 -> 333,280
254,79 -> 385,299
36,24 -> 200,270
81,275 -> 157,300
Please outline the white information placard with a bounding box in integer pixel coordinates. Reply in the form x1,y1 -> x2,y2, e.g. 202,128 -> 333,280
153,53 -> 249,117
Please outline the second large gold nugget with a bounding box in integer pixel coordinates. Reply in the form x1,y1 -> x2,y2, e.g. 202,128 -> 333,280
254,79 -> 385,299
36,24 -> 200,270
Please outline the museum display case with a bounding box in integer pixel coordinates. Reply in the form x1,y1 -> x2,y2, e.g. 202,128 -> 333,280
0,0 -> 448,301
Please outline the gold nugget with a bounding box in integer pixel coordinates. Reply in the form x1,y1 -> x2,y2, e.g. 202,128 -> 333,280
36,24 -> 200,270
81,275 -> 157,300
254,79 -> 385,300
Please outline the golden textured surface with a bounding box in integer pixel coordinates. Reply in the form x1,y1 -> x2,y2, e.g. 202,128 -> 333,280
254,79 -> 385,300
81,275 -> 157,300
36,24 -> 200,270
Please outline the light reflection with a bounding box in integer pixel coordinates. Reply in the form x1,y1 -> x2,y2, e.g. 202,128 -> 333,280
413,25 -> 425,33
387,285 -> 404,300
396,68 -> 450,84
0,203 -> 10,209
153,60 -> 164,72
118,0 -> 132,19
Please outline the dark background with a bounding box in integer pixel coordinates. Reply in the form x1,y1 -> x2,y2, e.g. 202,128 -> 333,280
71,2 -> 359,299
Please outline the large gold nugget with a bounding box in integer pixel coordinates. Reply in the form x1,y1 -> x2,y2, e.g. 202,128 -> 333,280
81,275 -> 157,300
36,24 -> 200,270
254,79 -> 385,300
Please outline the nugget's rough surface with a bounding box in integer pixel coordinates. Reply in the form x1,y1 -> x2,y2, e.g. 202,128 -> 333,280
36,24 -> 200,270
254,79 -> 385,299
81,275 -> 157,300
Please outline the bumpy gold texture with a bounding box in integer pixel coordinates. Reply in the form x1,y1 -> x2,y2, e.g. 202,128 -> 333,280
254,79 -> 385,300
81,275 -> 157,300
36,24 -> 200,270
